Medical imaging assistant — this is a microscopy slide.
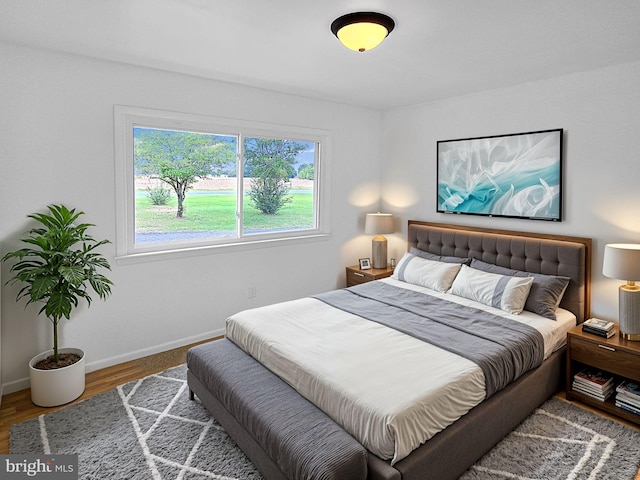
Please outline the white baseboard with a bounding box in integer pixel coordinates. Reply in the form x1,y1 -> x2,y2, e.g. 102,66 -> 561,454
85,329 -> 224,372
1,329 -> 224,396
2,378 -> 28,396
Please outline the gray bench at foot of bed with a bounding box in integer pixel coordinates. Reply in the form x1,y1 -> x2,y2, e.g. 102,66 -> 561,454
187,338 -> 374,480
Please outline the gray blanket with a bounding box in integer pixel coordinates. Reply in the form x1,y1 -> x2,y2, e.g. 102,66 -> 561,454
313,282 -> 544,398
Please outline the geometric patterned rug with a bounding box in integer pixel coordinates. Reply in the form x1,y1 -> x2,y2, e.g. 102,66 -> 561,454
11,365 -> 262,479
11,365 -> 640,479
115,368 -> 261,479
460,397 -> 640,480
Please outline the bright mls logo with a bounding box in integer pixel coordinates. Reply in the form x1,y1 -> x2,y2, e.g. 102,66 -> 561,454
1,455 -> 77,479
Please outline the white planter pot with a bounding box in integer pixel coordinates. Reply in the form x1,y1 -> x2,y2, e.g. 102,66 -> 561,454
29,348 -> 86,407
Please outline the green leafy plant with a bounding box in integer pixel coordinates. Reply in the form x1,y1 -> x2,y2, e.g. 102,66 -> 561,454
146,185 -> 172,205
244,138 -> 306,215
2,204 -> 113,365
297,163 -> 314,180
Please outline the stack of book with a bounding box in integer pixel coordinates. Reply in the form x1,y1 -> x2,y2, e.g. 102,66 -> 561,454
615,380 -> 640,415
572,368 -> 614,401
582,318 -> 615,338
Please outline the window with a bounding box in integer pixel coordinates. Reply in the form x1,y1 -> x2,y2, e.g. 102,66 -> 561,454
114,106 -> 330,262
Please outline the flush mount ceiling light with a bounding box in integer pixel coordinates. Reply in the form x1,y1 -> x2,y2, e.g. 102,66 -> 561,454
330,12 -> 395,52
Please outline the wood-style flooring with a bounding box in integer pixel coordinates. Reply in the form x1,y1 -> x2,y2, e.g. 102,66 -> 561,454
1,340 -> 639,479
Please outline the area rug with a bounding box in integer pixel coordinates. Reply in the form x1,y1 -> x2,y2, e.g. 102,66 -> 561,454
11,365 -> 640,480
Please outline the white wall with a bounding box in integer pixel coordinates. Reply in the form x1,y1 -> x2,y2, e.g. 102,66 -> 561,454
3,41 -> 639,395
0,42 -> 384,393
381,61 -> 640,323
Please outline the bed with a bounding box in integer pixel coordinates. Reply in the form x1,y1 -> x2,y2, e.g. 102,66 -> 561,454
187,221 -> 591,480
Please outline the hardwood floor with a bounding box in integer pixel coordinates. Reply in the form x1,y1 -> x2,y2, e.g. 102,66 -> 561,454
0,338 -> 216,454
1,340 -> 638,479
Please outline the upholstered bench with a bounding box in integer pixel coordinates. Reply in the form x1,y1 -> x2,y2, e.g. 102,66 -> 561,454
187,339 -> 369,480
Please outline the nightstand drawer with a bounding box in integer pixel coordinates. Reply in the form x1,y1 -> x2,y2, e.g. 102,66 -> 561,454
571,337 -> 640,380
346,269 -> 370,286
345,265 -> 394,287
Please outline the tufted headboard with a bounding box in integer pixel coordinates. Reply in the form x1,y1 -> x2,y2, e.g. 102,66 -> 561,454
407,221 -> 592,323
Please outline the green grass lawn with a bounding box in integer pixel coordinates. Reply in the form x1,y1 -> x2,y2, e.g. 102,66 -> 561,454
135,191 -> 314,233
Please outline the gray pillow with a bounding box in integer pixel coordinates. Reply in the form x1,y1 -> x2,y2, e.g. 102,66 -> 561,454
470,259 -> 570,320
409,247 -> 471,265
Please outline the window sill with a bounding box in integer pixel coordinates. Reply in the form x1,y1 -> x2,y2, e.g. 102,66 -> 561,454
114,232 -> 330,265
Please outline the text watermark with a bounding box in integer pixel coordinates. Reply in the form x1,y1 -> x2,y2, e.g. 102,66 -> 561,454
0,455 -> 78,479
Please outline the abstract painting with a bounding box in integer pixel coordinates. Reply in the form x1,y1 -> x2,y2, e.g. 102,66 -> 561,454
437,129 -> 563,221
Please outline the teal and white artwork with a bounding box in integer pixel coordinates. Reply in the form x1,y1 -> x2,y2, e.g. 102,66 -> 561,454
437,129 -> 562,221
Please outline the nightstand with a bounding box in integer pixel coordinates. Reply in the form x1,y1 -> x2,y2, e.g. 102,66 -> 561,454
566,323 -> 640,424
346,264 -> 394,287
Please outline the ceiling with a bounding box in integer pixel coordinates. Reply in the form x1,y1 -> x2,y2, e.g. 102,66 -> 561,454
2,0 -> 640,110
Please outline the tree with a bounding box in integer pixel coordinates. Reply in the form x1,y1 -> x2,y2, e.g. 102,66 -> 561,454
134,129 -> 235,218
244,138 -> 306,215
298,163 -> 314,180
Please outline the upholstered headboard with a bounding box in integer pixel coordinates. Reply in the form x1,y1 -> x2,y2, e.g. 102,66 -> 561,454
407,221 -> 592,323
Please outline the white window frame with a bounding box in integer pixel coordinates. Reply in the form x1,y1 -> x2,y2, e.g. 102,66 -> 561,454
114,106 -> 331,264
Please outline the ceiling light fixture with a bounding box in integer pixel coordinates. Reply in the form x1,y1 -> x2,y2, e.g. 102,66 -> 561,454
330,12 -> 395,52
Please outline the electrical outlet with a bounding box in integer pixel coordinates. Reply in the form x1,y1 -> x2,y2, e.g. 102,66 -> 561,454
248,286 -> 257,298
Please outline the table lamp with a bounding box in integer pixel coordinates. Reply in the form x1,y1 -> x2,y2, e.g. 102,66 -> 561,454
603,243 -> 640,341
364,213 -> 394,269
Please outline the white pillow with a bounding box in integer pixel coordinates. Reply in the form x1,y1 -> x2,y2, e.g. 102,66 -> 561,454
392,253 -> 462,292
449,264 -> 533,314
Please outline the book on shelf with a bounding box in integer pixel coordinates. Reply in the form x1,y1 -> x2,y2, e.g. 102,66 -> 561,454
583,318 -> 615,332
573,384 -> 613,401
616,392 -> 640,409
574,369 -> 614,389
581,325 -> 615,338
616,380 -> 640,399
616,400 -> 640,416
573,379 -> 614,396
572,368 -> 615,400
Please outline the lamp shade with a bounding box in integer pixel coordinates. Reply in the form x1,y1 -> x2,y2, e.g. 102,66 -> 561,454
331,12 -> 395,52
603,243 -> 640,341
603,244 -> 640,281
365,213 -> 394,235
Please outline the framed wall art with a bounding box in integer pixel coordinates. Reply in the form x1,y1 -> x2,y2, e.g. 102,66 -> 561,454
437,128 -> 563,221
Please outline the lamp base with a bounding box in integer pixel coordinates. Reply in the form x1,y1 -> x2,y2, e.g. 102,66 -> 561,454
372,235 -> 388,269
620,331 -> 640,341
619,285 -> 640,341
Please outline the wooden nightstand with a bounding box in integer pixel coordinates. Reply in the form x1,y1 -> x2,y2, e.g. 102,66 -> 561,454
566,323 -> 640,424
346,265 -> 394,287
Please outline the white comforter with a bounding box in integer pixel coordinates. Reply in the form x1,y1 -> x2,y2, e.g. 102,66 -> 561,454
225,278 -> 575,465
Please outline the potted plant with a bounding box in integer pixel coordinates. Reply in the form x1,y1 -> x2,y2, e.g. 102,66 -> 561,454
2,204 -> 113,406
